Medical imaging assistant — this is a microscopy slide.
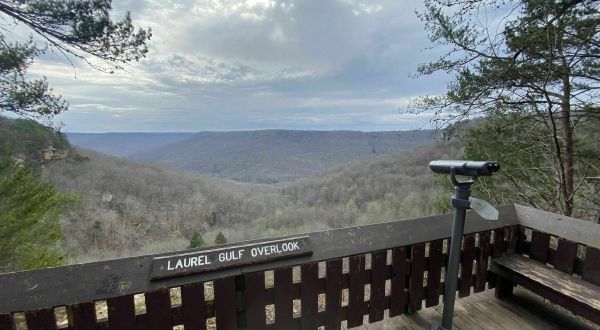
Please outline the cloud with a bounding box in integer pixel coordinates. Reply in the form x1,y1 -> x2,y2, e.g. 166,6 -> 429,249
18,0 -> 446,132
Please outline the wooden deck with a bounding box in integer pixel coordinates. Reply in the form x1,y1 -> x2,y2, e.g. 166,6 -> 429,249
350,288 -> 599,329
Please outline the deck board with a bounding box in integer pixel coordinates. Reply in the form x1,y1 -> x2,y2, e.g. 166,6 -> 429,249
350,287 -> 599,329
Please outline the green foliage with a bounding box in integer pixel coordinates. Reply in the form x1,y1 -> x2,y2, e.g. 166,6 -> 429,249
0,157 -> 77,272
0,116 -> 73,166
188,231 -> 205,249
0,0 -> 151,121
465,114 -> 600,219
215,231 -> 227,245
413,0 -> 600,216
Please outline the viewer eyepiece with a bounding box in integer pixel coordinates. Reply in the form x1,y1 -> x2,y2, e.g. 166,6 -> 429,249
429,160 -> 500,177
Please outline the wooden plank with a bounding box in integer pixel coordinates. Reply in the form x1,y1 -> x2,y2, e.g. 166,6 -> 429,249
244,272 -> 265,329
25,308 -> 56,330
274,267 -> 294,328
488,228 -> 506,289
582,247 -> 600,286
181,282 -> 207,330
107,294 -> 136,330
492,254 -> 600,324
459,234 -> 475,298
347,254 -> 365,328
425,239 -> 443,308
145,288 -> 172,330
325,259 -> 343,329
475,231 -> 491,293
390,246 -> 408,317
214,277 -> 237,330
0,205 -> 518,314
369,250 -> 387,323
0,314 -> 14,330
66,302 -> 96,330
514,204 -> 600,249
553,238 -> 578,274
529,231 -> 550,263
408,243 -> 425,313
300,263 -> 318,330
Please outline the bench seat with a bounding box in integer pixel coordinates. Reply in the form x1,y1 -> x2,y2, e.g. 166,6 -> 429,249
491,254 -> 600,325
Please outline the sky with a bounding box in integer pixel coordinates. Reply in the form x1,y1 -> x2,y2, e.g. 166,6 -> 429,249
25,0 -> 449,132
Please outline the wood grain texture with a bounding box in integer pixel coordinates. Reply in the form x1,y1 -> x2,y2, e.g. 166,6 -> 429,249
0,205 -> 519,314
325,259 -> 343,329
390,246 -> 408,317
408,243 -> 425,313
25,308 -> 56,330
369,250 -> 387,323
347,254 -> 365,328
0,314 -> 14,330
582,247 -> 600,286
459,234 -> 475,298
300,263 -> 318,330
475,231 -> 491,293
529,231 -> 551,264
425,240 -> 443,307
492,254 -> 600,324
181,282 -> 207,330
107,295 -> 136,330
274,267 -> 294,328
214,277 -> 237,330
145,288 -> 172,330
66,302 -> 96,330
553,239 -> 578,274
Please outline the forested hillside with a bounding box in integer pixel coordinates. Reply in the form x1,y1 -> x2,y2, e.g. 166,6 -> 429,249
128,129 -> 438,183
43,140 -> 460,262
0,116 -> 459,263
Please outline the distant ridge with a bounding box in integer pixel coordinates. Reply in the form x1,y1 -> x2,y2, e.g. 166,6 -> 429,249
67,132 -> 194,156
127,129 -> 438,183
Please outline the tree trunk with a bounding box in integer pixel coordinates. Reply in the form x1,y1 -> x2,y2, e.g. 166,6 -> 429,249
560,72 -> 574,216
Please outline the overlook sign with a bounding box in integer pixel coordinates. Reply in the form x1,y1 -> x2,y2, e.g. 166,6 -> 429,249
150,236 -> 311,279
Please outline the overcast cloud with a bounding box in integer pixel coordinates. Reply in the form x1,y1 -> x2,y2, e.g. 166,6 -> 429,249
24,0 -> 448,132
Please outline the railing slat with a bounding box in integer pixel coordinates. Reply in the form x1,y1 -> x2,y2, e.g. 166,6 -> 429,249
300,263 -> 319,330
145,288 -> 172,330
426,239 -> 443,307
244,272 -> 266,329
529,230 -> 550,263
181,282 -> 207,330
214,277 -> 237,330
582,247 -> 600,286
0,313 -> 14,330
325,259 -> 343,329
408,243 -> 425,313
369,250 -> 387,323
459,234 -> 475,298
274,268 -> 294,328
475,231 -> 491,293
107,294 -> 135,330
390,246 -> 408,317
25,308 -> 56,330
488,228 -> 506,289
66,302 -> 96,330
553,238 -> 578,274
347,254 -> 365,328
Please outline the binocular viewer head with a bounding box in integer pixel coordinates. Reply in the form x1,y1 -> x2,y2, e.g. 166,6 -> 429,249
429,160 -> 500,177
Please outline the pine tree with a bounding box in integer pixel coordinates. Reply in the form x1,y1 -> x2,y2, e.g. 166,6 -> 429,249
215,231 -> 227,245
0,157 -> 77,271
413,0 -> 600,216
188,231 -> 205,249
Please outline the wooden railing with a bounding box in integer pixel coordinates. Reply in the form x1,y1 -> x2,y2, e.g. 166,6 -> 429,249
0,204 -> 597,330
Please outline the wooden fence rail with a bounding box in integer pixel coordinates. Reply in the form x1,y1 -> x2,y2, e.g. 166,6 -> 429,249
1,204 -> 598,330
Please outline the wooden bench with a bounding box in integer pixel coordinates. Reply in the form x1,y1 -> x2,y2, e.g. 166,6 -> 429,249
491,253 -> 600,325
